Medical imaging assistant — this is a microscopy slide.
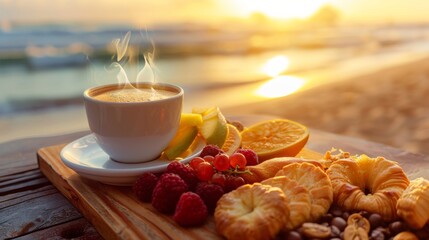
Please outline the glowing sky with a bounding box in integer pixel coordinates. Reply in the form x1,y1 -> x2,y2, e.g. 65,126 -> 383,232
1,0 -> 429,25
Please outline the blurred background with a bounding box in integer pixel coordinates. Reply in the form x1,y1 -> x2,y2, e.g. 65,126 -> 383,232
1,0 -> 428,155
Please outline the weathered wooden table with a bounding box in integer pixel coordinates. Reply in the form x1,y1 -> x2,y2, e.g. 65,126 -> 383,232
1,115 -> 428,239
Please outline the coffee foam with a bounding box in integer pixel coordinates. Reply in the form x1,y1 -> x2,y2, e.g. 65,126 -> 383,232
94,88 -> 176,103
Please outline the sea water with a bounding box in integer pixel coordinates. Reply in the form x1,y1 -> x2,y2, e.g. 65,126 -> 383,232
2,24 -> 429,114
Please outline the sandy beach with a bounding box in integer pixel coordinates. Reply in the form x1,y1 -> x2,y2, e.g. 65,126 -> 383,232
225,57 -> 429,155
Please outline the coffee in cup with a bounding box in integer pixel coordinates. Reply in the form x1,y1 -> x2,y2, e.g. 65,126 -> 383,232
93,87 -> 177,103
84,82 -> 183,163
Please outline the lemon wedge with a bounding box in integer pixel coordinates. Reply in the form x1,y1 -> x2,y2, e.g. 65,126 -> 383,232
179,113 -> 203,127
221,124 -> 242,155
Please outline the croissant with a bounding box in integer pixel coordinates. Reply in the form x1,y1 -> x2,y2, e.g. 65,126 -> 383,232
397,177 -> 429,229
261,176 -> 312,230
214,183 -> 289,240
275,162 -> 333,222
240,157 -> 324,184
327,155 -> 409,221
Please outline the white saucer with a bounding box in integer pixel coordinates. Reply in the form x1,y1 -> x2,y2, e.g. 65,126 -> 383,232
60,134 -> 205,186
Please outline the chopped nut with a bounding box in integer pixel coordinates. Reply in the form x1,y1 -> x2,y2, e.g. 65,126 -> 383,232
344,225 -> 369,240
347,213 -> 371,233
301,222 -> 331,239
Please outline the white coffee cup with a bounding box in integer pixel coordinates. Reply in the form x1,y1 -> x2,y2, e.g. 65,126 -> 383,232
83,82 -> 183,163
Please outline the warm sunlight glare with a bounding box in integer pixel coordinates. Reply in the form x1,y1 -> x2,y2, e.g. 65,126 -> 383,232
262,56 -> 290,77
232,0 -> 330,19
256,76 -> 305,98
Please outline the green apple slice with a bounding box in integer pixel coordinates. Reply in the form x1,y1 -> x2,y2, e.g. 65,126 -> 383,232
192,107 -> 228,148
163,125 -> 198,160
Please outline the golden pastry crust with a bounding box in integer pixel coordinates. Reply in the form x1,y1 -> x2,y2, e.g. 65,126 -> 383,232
240,157 -> 324,184
327,155 -> 409,221
261,176 -> 312,230
397,177 -> 429,229
275,162 -> 333,222
214,183 -> 289,240
322,148 -> 352,169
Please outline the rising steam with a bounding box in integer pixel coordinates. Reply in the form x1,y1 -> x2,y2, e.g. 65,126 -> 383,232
109,62 -> 129,85
109,31 -> 156,86
136,53 -> 155,84
113,31 -> 131,62
107,30 -> 163,101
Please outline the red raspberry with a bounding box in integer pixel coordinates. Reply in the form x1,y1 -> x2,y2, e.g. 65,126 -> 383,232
195,182 -> 224,213
174,192 -> 208,227
152,173 -> 188,214
166,161 -> 198,190
199,144 -> 224,158
133,172 -> 159,202
236,149 -> 259,166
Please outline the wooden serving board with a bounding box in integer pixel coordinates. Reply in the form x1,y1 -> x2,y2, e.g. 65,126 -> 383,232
37,144 -> 322,240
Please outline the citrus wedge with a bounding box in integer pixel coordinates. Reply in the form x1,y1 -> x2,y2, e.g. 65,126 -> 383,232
192,107 -> 228,148
241,119 -> 309,162
179,113 -> 203,127
163,113 -> 203,160
221,124 -> 242,155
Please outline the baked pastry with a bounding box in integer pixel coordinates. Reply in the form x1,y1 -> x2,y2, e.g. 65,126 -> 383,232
397,177 -> 429,229
322,148 -> 352,168
261,176 -> 312,230
327,155 -> 409,221
240,157 -> 324,184
275,162 -> 333,222
214,183 -> 289,240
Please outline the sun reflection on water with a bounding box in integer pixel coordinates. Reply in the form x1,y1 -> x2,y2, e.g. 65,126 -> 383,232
257,55 -> 306,98
261,55 -> 289,77
256,76 -> 305,98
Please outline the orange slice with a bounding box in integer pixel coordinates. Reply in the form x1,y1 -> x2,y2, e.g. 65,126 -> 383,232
241,119 -> 309,162
221,124 -> 242,155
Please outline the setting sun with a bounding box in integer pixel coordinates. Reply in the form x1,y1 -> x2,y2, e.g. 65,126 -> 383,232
232,0 -> 331,19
